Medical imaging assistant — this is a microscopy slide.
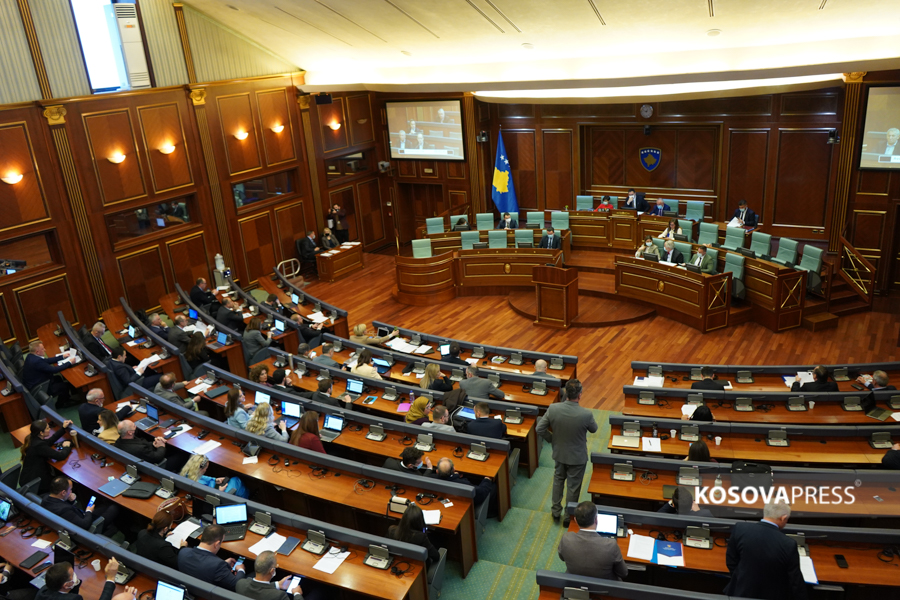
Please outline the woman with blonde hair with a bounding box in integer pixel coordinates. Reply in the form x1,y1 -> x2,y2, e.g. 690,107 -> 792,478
321,228 -> 339,250
349,323 -> 398,346
180,454 -> 249,498
350,348 -> 382,380
97,409 -> 121,444
420,363 -> 453,392
245,402 -> 289,441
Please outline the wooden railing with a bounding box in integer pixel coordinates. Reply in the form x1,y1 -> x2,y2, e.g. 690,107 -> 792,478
837,235 -> 876,306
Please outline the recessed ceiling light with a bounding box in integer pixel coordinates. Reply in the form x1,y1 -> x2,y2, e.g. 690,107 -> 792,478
401,50 -> 412,56
522,43 -> 534,50
707,29 -> 721,37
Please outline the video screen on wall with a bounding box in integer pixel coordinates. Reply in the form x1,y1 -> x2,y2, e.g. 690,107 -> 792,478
385,100 -> 465,161
859,87 -> 900,169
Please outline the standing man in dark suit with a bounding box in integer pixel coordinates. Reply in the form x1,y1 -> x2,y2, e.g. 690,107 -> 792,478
465,403 -> 506,439
558,501 -> 628,580
328,204 -> 349,244
147,313 -> 169,340
732,199 -> 759,228
236,551 -> 304,600
497,212 -> 518,229
178,524 -> 246,591
298,230 -> 320,271
691,366 -> 728,390
22,340 -> 75,401
724,502 -> 807,600
662,240 -> 684,264
536,379 -> 598,527
791,365 -> 838,392
216,298 -> 246,333
459,365 -> 504,399
167,315 -> 191,353
190,277 -> 219,310
539,227 -> 561,250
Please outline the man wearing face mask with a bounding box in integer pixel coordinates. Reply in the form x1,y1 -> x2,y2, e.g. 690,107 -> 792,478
623,188 -> 648,212
635,236 -> 659,258
36,558 -> 131,600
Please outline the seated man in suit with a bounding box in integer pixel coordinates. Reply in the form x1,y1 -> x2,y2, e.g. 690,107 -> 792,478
459,365 -> 503,399
732,199 -> 759,228
178,524 -> 246,591
533,359 -> 557,378
883,443 -> 900,469
288,314 -> 325,347
303,378 -> 354,411
422,406 -> 456,433
42,476 -> 119,537
661,240 -> 684,264
147,313 -> 169,340
723,501 -> 807,600
36,559 -> 124,600
445,341 -> 469,367
109,346 -> 162,391
22,340 -> 76,402
496,212 -> 518,229
382,447 -> 433,475
167,315 -> 191,353
216,297 -> 246,333
689,245 -> 716,274
875,127 -> 900,155
190,277 -> 219,310
312,343 -> 341,368
648,198 -> 670,217
84,322 -> 114,361
857,369 -> 896,391
622,188 -> 649,212
114,420 -> 167,465
427,457 -> 492,505
558,501 -> 627,580
395,129 -> 408,150
154,373 -> 203,413
466,402 -> 507,438
78,388 -> 131,433
235,551 -> 304,600
792,365 -> 838,392
539,227 -> 561,250
437,108 -> 454,124
691,366 -> 728,391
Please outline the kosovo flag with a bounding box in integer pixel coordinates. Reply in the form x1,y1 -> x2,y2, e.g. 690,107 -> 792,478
492,132 -> 518,213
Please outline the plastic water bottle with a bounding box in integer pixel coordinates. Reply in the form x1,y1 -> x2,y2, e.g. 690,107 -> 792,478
409,390 -> 414,405
714,474 -> 723,487
651,422 -> 658,438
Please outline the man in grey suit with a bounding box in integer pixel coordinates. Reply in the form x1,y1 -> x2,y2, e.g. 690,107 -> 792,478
154,373 -> 207,415
235,550 -> 303,600
536,379 -> 598,526
167,315 -> 191,353
312,343 -> 341,368
558,501 -> 627,580
459,365 -> 503,399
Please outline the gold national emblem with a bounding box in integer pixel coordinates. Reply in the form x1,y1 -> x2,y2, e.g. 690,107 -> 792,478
657,281 -> 665,292
504,263 -> 511,274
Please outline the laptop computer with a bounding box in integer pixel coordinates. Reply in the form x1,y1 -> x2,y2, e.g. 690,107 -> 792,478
439,344 -> 450,357
255,391 -> 271,405
207,331 -> 229,350
155,581 -> 186,600
344,379 -> 364,400
187,308 -> 199,325
281,400 -> 302,428
319,414 -> 345,442
136,404 -> 159,430
594,512 -> 618,538
274,319 -> 285,334
862,393 -> 891,421
454,406 -> 477,421
685,263 -> 702,273
117,325 -> 137,344
372,357 -> 392,374
215,503 -> 248,541
289,292 -> 301,308
611,435 -> 640,448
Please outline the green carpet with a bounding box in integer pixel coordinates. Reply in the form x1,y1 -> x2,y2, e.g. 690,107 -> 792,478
440,409 -> 612,600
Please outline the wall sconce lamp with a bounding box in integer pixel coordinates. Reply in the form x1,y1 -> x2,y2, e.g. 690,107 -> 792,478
159,144 -> 176,155
271,124 -> 284,133
1,172 -> 23,184
328,122 -> 341,131
234,130 -> 249,140
108,152 -> 126,164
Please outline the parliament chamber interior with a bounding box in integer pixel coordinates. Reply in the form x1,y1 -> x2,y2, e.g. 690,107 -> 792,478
0,2 -> 899,600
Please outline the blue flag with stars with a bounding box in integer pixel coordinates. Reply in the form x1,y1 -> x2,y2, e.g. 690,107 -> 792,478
492,132 -> 518,214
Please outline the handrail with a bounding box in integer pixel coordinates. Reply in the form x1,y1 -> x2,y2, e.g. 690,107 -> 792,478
837,235 -> 876,305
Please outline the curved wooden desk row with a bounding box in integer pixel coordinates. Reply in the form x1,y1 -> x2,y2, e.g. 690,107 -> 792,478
536,571 -> 730,600
36,312 -> 115,405
395,247 -> 562,306
0,356 -> 30,431
259,269 -> 350,339
589,452 -> 899,520
631,360 -> 900,381
422,229 -> 572,257
565,504 -> 900,590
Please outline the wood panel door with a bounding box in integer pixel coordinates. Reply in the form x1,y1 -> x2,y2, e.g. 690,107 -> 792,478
356,178 -> 387,250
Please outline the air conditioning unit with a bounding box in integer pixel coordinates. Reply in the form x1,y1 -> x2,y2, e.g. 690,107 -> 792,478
105,3 -> 151,90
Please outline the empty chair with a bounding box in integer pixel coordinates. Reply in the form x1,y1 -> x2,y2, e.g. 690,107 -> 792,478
488,230 -> 508,248
514,229 -> 533,248
527,211 -> 544,228
460,230 -> 480,250
721,227 -> 745,251
724,252 -> 746,299
608,195 -> 618,208
576,195 -> 593,211
666,200 -> 680,216
772,238 -> 799,267
697,222 -> 718,246
795,244 -> 825,294
674,241 -> 692,258
551,211 -> 569,231
685,200 -> 704,221
425,217 -> 444,235
652,238 -> 665,253
678,219 -> 693,241
412,239 -> 432,258
750,231 -> 772,258
475,213 -> 494,231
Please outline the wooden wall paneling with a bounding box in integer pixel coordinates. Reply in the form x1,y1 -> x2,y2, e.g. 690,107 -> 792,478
659,96 -> 773,117
891,201 -> 900,289
217,93 -> 262,175
319,97 -> 349,153
726,129 -> 769,221
116,246 -> 168,310
347,94 -> 375,146
274,201 -> 307,264
780,92 -> 840,116
448,190 -> 467,211
772,129 -> 834,229
589,128 -> 625,188
498,105 -> 534,119
0,122 -> 51,232
542,130 -> 573,210
397,160 -> 417,178
419,160 -> 438,179
82,109 -> 147,205
256,88 -> 296,166
238,212 -> 277,285
13,275 -> 77,339
674,128 -> 717,191
625,128 -> 677,189
0,293 -> 13,343
137,102 -> 194,194
504,130 -> 537,210
856,170 -> 891,195
328,186 -> 357,241
165,232 -> 211,292
850,209 -> 887,279
356,178 -> 386,249
541,104 -> 635,119
447,161 -> 466,179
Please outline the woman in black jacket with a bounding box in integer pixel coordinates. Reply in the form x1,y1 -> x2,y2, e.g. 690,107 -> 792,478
134,512 -> 183,570
183,331 -> 211,374
387,503 -> 440,566
420,363 -> 454,392
18,419 -> 73,494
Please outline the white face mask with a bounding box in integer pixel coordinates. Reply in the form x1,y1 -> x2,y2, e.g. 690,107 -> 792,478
646,241 -> 652,246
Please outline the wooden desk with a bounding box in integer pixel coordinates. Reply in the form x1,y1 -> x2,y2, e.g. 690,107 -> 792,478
158,293 -> 247,379
256,275 -> 350,340
37,323 -> 113,403
423,229 -> 572,258
567,209 -> 639,250
629,367 -> 898,393
102,306 -> 182,378
0,389 -> 29,431
211,289 -> 299,354
614,256 -> 732,333
317,242 -> 364,283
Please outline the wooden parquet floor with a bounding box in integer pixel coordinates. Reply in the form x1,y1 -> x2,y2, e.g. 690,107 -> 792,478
301,252 -> 900,412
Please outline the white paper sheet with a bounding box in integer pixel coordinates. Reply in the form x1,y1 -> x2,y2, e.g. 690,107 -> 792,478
799,555 -> 818,584
31,539 -> 51,549
167,521 -> 201,548
249,533 -> 287,556
193,440 -> 221,455
785,371 -> 815,388
681,404 -> 697,418
414,345 -> 432,354
727,217 -> 742,228
307,312 -> 328,324
656,544 -> 685,567
188,383 -> 212,395
641,437 -> 662,452
422,510 -> 441,525
626,534 -> 656,561
891,412 -> 900,422
313,548 -> 351,574
723,381 -> 733,390
242,455 -> 258,464
465,358 -> 479,365
633,376 -> 665,388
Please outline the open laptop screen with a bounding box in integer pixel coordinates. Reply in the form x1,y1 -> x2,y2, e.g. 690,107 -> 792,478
291,293 -> 299,304
255,391 -> 271,405
214,503 -> 248,525
346,379 -> 364,394
0,498 -> 11,522
456,406 -> 476,420
324,414 -> 344,431
372,358 -> 390,368
189,308 -> 198,319
440,344 -> 450,356
146,404 -> 159,421
596,512 -> 618,535
282,401 -> 301,418
156,582 -> 185,600
275,319 -> 285,332
216,331 -> 228,345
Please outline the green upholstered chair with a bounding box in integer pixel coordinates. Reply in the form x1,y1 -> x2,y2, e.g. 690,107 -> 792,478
678,219 -> 694,242
412,239 -> 432,258
608,196 -> 618,208
488,230 -> 507,248
795,244 -> 825,294
551,211 -> 569,231
685,200 -> 704,221
666,200 -> 680,216
772,238 -> 799,267
721,227 -> 745,251
425,217 -> 444,235
724,252 -> 746,299
515,229 -> 534,247
475,213 -> 494,231
527,211 -> 544,228
674,241 -> 692,259
576,195 -> 593,211
451,214 -> 468,227
652,238 -> 665,253
460,230 -> 480,250
706,248 -> 719,273
697,222 -> 718,246
750,231 -> 772,258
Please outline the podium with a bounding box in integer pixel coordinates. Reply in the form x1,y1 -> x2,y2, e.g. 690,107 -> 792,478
532,266 -> 579,328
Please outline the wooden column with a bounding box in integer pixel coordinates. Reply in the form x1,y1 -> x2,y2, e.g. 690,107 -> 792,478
829,72 -> 865,252
298,93 -> 326,234
172,3 -> 197,84
463,93 -> 486,213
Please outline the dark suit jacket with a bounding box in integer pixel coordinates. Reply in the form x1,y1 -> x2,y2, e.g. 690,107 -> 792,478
724,521 -> 807,600
84,335 -> 112,360
497,219 -> 518,229
539,235 -> 560,250
662,249 -> 684,264
236,579 -> 299,600
790,380 -> 838,392
307,391 -> 353,411
558,530 -> 628,580
115,436 -> 166,464
883,448 -> 900,469
78,402 -> 131,433
148,324 -> 169,340
168,326 -> 191,353
446,355 -> 469,367
623,195 -> 649,211
466,417 -> 507,439
426,471 -> 492,506
178,547 -> 246,591
19,428 -> 71,493
36,581 -> 115,600
41,496 -> 95,530
329,208 -> 348,231
134,529 -> 180,570
190,285 -> 217,307
109,359 -> 142,387
691,378 -> 728,391
382,458 -> 428,475
216,306 -> 245,332
298,237 -> 318,262
22,353 -> 69,389
648,203 -> 670,216
732,207 -> 759,228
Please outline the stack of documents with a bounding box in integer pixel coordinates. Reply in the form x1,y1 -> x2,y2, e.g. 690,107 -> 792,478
413,345 -> 432,354
626,534 -> 684,566
249,533 -> 287,556
307,312 -> 329,324
385,338 -> 420,353
784,371 -> 814,388
313,548 -> 350,574
633,376 -> 665,388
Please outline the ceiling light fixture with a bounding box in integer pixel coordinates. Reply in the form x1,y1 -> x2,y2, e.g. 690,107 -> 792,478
328,122 -> 341,131
234,130 -> 249,140
707,29 -> 721,36
271,124 -> 285,133
108,152 -> 126,164
1,172 -> 23,184
159,144 -> 176,155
